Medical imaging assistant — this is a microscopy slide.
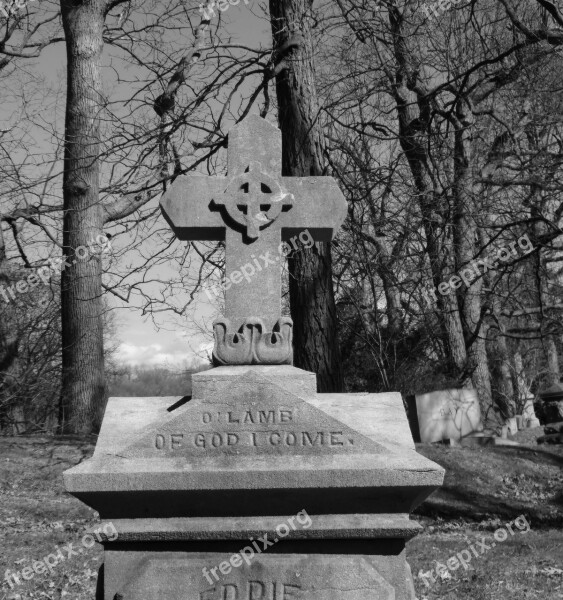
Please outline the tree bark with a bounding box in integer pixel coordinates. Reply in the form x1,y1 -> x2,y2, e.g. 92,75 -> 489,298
452,99 -> 494,420
545,335 -> 560,385
0,223 -> 20,434
269,0 -> 343,392
512,348 -> 528,411
59,0 -> 107,434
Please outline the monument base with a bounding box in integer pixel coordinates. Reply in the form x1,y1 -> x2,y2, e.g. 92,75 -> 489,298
65,366 -> 444,600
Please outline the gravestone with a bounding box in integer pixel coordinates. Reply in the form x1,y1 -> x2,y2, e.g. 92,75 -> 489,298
413,388 -> 483,443
64,115 -> 444,600
539,382 -> 563,423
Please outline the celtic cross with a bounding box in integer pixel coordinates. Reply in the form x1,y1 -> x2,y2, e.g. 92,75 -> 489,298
160,115 -> 347,365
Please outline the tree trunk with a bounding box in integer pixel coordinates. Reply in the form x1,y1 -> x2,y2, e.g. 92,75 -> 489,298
0,225 -> 18,374
545,335 -> 560,385
512,348 -> 528,411
269,0 -> 343,392
388,9 -> 469,382
488,321 -> 516,418
452,100 -> 494,422
0,223 -> 20,433
59,0 -> 107,434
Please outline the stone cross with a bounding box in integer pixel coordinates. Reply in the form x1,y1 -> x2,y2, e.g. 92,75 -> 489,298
160,115 -> 347,365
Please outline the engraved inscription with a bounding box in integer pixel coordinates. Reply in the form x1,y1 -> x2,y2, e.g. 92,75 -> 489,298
140,392 -> 381,456
202,410 -> 293,424
152,405 -> 357,451
200,581 -> 301,600
154,430 -> 352,450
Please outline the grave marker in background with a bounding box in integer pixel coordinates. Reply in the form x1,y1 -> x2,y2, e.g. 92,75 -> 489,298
414,388 -> 483,443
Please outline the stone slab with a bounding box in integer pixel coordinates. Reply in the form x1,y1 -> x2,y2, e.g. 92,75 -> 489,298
115,555 -> 395,600
193,367 -> 317,402
65,369 -> 444,519
95,514 -> 422,542
104,547 -> 414,600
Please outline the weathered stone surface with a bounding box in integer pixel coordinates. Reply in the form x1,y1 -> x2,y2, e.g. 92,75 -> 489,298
124,372 -> 385,459
310,391 -> 415,452
64,369 -> 444,519
192,366 -> 317,400
414,388 -> 483,443
107,553 -> 402,600
160,115 -> 347,364
95,514 -> 421,543
64,367 -> 442,600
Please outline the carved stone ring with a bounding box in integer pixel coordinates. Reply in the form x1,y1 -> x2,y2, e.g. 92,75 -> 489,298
219,161 -> 294,240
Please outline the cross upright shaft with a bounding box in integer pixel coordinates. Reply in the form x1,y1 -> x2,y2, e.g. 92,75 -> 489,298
160,115 -> 347,365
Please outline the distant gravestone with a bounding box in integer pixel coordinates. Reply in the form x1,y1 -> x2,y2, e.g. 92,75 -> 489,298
522,394 -> 541,429
415,388 -> 483,443
64,116 -> 444,600
539,382 -> 563,423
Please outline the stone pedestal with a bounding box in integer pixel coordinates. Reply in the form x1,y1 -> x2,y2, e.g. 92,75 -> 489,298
65,366 -> 444,600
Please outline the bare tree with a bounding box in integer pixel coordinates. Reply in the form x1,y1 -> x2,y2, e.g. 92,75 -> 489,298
269,0 -> 343,392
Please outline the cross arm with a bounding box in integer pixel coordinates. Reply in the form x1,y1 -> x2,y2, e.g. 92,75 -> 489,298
160,175 -> 227,241
281,177 -> 348,242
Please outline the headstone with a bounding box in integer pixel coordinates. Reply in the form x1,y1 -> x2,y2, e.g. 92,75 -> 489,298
539,382 -> 563,423
414,388 -> 483,443
506,416 -> 518,436
522,395 -> 537,421
544,421 -> 563,434
64,116 -> 444,600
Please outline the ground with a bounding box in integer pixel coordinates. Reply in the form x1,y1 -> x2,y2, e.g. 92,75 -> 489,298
0,435 -> 562,600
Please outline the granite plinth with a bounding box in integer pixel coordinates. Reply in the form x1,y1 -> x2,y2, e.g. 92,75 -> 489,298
65,369 -> 443,519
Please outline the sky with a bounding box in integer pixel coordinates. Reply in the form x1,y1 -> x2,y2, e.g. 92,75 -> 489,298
2,0 -> 273,371
108,2 -> 272,370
